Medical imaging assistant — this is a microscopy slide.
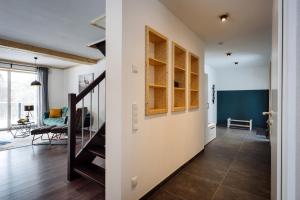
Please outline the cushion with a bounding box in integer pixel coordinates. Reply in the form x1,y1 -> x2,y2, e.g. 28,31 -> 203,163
49,108 -> 62,118
31,125 -> 56,135
61,107 -> 68,117
43,118 -> 65,126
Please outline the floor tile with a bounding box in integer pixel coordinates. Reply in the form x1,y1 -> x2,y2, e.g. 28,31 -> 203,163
182,157 -> 228,183
213,186 -> 269,200
162,172 -> 219,200
148,190 -> 183,200
222,169 -> 270,199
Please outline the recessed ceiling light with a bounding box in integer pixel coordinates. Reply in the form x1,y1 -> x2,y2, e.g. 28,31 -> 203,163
219,14 -> 229,22
226,52 -> 232,56
234,62 -> 239,65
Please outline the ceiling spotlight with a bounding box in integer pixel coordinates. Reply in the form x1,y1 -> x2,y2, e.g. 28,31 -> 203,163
226,52 -> 232,56
219,14 -> 229,22
234,62 -> 239,65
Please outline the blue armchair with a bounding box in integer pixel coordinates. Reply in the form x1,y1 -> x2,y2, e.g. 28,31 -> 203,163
43,107 -> 68,126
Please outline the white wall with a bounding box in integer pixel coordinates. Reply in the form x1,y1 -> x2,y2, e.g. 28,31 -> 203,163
118,0 -> 205,199
216,66 -> 270,91
63,60 -> 106,128
48,68 -> 65,108
63,60 -> 106,101
106,0 -> 123,198
205,65 -> 217,123
47,59 -> 106,130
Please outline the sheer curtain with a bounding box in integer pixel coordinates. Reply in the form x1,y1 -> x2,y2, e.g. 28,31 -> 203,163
37,67 -> 49,126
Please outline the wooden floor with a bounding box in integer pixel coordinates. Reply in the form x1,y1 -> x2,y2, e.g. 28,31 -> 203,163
0,145 -> 104,200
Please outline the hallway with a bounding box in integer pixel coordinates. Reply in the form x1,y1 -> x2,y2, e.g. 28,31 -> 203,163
148,127 -> 271,200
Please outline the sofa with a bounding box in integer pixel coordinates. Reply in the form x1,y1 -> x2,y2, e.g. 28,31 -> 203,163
43,107 -> 68,126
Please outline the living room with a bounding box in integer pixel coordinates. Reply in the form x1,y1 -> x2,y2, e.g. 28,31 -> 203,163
0,0 -> 106,150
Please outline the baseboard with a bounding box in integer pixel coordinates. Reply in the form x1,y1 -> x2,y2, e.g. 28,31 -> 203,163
139,149 -> 204,200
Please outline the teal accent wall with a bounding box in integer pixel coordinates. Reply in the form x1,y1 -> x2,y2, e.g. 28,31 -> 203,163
217,90 -> 269,128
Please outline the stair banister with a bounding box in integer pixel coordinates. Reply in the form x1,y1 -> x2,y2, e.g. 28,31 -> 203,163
68,93 -> 77,180
68,70 -> 106,181
75,71 -> 105,103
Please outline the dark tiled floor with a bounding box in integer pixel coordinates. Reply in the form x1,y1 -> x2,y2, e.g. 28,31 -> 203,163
148,127 -> 271,200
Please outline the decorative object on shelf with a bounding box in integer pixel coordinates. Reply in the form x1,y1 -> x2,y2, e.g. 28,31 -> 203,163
172,42 -> 187,112
24,105 -> 34,122
145,26 -> 168,115
79,73 -> 94,93
189,53 -> 200,109
30,57 -> 42,86
212,84 -> 215,104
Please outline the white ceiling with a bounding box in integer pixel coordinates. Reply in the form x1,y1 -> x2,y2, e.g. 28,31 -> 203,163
0,0 -> 105,68
160,0 -> 272,68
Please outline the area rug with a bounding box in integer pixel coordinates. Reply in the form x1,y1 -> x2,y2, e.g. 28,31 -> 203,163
0,131 -> 69,151
0,141 -> 11,146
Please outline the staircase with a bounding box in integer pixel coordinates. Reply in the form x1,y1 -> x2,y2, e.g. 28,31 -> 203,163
67,70 -> 106,186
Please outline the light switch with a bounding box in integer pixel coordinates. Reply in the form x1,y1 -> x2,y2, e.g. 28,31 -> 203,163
132,103 -> 138,132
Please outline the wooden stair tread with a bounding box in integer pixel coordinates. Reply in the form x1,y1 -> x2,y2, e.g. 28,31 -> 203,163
74,163 -> 105,186
88,146 -> 105,159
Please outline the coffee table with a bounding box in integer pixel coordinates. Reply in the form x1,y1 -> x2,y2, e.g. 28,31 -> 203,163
9,122 -> 36,138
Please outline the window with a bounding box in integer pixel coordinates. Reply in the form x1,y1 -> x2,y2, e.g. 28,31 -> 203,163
0,69 -> 38,130
0,71 -> 8,129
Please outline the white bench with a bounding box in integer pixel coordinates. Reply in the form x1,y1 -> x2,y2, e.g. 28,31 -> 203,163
227,118 -> 252,131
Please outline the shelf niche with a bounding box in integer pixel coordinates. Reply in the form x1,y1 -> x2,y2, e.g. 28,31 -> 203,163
145,26 -> 168,115
172,42 -> 187,112
189,53 -> 200,109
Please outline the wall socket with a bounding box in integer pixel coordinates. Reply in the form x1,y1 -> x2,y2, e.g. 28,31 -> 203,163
131,176 -> 138,189
132,103 -> 138,132
132,64 -> 138,73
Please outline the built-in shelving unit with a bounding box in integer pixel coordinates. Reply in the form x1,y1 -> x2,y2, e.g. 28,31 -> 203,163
145,26 -> 168,115
172,42 -> 187,112
189,53 -> 199,109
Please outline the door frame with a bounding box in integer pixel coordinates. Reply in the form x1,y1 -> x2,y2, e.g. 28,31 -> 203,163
281,0 -> 297,199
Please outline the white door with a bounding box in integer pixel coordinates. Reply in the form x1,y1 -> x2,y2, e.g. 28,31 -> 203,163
268,0 -> 283,199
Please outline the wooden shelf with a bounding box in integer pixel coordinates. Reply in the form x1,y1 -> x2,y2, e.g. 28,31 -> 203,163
175,65 -> 185,71
189,105 -> 199,109
191,71 -> 198,76
149,57 -> 166,66
173,106 -> 185,112
148,108 -> 168,115
174,87 -> 185,91
149,84 -> 167,88
172,42 -> 187,112
189,53 -> 200,110
145,26 -> 168,116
